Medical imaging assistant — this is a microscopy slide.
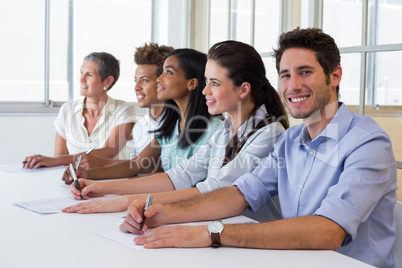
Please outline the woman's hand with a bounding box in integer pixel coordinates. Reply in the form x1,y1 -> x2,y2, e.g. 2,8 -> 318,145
62,195 -> 134,214
73,153 -> 110,169
23,154 -> 55,169
61,166 -> 89,184
69,178 -> 106,199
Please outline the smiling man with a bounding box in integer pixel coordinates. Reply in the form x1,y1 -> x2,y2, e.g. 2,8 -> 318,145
120,28 -> 398,268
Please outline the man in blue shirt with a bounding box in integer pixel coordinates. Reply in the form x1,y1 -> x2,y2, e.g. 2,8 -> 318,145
119,28 -> 398,268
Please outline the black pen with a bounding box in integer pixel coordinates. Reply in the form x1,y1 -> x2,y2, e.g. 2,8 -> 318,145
69,163 -> 83,200
139,194 -> 153,232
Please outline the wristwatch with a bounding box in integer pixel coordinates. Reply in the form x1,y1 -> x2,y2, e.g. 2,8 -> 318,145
208,220 -> 224,248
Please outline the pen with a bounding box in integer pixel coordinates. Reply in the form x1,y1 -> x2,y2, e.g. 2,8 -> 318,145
139,194 -> 153,232
69,163 -> 83,200
22,160 -> 27,164
86,147 -> 95,154
75,155 -> 82,169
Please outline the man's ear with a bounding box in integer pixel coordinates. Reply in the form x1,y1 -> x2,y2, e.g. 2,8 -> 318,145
331,65 -> 342,88
239,82 -> 251,99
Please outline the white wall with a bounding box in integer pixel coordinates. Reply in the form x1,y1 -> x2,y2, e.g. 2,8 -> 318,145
0,115 -> 57,163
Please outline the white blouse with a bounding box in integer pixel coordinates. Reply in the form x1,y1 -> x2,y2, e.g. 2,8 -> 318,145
54,96 -> 136,159
125,110 -> 161,160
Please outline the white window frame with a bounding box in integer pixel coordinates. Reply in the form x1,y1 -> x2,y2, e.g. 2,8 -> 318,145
0,0 -> 191,115
301,0 -> 402,115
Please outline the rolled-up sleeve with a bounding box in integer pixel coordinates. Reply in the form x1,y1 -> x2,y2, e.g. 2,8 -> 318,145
314,131 -> 398,243
234,150 -> 280,212
166,143 -> 211,190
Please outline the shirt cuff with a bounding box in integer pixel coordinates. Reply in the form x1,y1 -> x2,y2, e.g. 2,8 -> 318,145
233,173 -> 272,212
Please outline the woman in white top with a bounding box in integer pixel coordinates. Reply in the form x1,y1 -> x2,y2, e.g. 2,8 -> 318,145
75,43 -> 174,170
23,52 -> 135,168
61,49 -> 223,183
63,41 -> 289,215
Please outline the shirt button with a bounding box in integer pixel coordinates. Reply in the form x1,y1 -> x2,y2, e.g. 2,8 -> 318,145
299,184 -> 303,189
309,151 -> 314,156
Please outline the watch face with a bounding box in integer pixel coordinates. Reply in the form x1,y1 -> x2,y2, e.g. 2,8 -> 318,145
208,221 -> 224,233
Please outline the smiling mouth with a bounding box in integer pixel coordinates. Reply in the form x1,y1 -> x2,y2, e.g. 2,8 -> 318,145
289,96 -> 309,103
157,85 -> 165,92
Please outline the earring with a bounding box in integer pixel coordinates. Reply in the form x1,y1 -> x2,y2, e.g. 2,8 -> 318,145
103,87 -> 107,91
188,88 -> 191,91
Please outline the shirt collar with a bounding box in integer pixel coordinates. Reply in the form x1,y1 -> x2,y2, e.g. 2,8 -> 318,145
223,105 -> 268,141
143,110 -> 152,124
101,96 -> 114,114
294,102 -> 353,145
143,109 -> 161,125
75,96 -> 114,113
74,97 -> 86,113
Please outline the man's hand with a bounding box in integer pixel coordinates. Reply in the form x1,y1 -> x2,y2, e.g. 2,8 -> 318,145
119,201 -> 167,234
134,225 -> 211,249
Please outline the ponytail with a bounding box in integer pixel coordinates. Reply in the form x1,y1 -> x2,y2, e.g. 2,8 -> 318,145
221,79 -> 289,167
208,40 -> 288,166
260,78 -> 289,130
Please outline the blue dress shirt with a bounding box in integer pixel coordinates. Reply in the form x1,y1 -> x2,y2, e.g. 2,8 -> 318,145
234,103 -> 398,268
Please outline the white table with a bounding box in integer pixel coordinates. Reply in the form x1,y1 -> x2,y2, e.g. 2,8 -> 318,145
0,166 -> 373,268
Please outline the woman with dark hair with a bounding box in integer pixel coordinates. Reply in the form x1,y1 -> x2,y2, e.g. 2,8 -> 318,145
23,52 -> 136,169
73,43 -> 174,170
62,48 -> 222,183
153,48 -> 222,170
63,41 -> 288,215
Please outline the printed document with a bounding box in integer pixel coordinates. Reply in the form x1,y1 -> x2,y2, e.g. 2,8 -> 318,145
95,215 -> 257,250
15,197 -> 99,214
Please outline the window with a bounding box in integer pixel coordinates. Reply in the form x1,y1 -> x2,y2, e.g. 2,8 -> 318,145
209,0 -> 281,88
72,0 -> 153,103
4,0 -> 401,115
0,0 -> 192,113
0,0 -> 47,103
0,0 -> 153,111
321,0 -> 402,113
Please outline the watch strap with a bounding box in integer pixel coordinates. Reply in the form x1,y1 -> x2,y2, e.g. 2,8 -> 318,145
211,232 -> 221,248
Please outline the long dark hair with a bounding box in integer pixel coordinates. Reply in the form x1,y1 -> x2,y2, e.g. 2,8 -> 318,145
208,40 -> 289,166
154,48 -> 213,148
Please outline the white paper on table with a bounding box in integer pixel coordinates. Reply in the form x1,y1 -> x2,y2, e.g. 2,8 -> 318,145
96,215 -> 258,250
0,164 -> 67,174
14,196 -> 100,214
96,230 -> 143,250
